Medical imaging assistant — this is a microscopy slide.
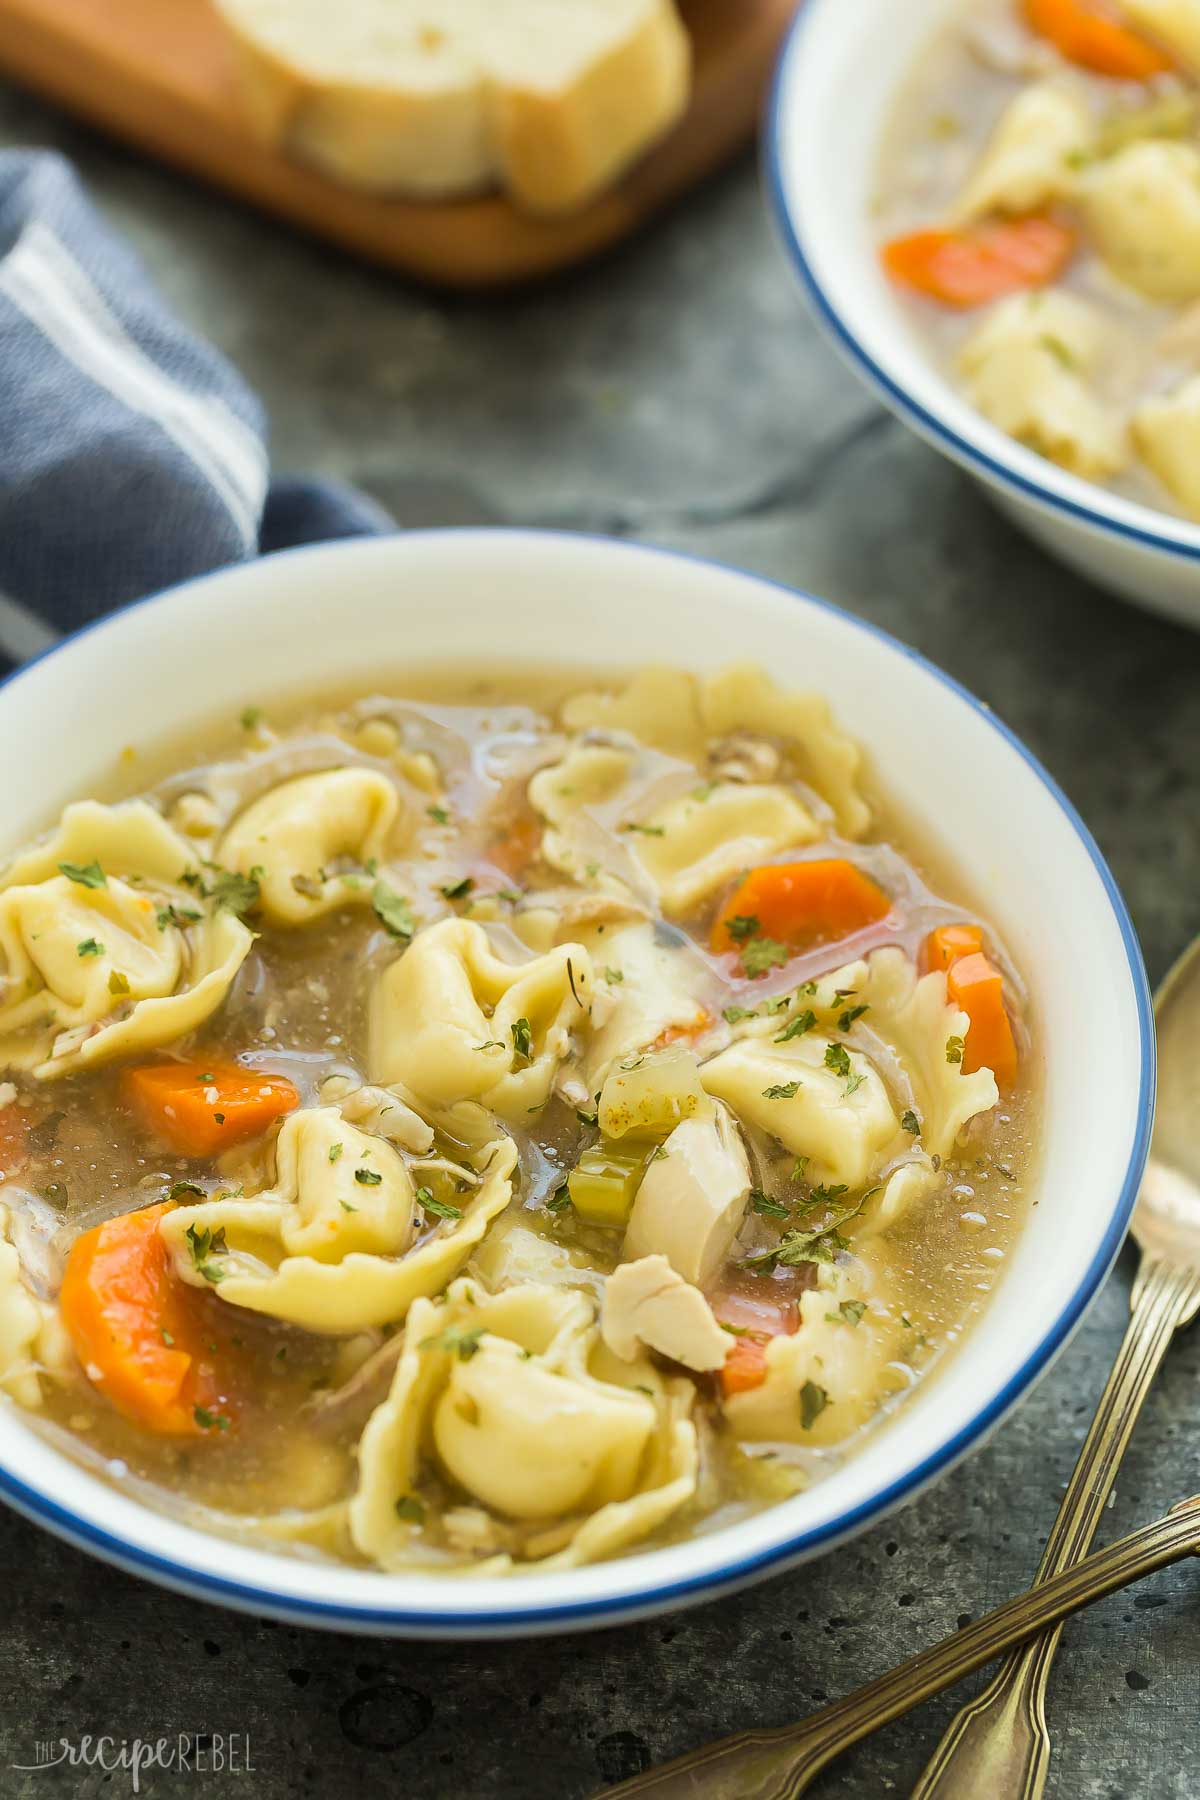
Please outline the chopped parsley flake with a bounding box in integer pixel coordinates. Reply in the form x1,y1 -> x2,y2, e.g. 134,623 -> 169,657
722,1004 -> 758,1024
354,1167 -> 383,1186
750,1188 -> 790,1221
844,1071 -> 867,1096
742,937 -> 789,978
575,1108 -> 598,1127
837,1004 -> 869,1032
240,706 -> 262,731
604,967 -> 625,985
440,876 -> 475,900
621,821 -> 666,837
419,1188 -> 463,1222
184,1223 -> 227,1284
762,1080 -> 801,1100
775,1009 -> 816,1043
823,1043 -> 852,1078
76,938 -> 103,958
156,902 -> 203,931
108,970 -> 130,997
339,1200 -> 357,1214
545,1184 -> 572,1214
946,1035 -> 965,1065
839,1300 -> 867,1326
394,1496 -> 425,1525
799,1381 -> 830,1431
901,1110 -> 921,1136
372,881 -> 415,940
167,1180 -> 205,1200
59,859 -> 106,889
421,1325 -> 484,1361
328,1142 -> 343,1163
210,867 -> 262,917
791,1156 -> 809,1181
427,805 -> 451,825
511,1017 -> 533,1063
725,914 -> 760,943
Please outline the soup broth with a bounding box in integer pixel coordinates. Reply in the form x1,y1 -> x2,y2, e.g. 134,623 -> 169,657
0,664 -> 1037,1573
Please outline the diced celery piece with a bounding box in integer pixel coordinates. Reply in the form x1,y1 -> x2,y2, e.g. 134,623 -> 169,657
599,1048 -> 713,1141
566,1143 -> 649,1228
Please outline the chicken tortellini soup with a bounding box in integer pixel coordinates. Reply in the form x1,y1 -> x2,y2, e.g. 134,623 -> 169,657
0,665 -> 1036,1574
879,0 -> 1200,520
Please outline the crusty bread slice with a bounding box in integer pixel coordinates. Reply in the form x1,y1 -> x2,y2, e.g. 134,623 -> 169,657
212,0 -> 692,216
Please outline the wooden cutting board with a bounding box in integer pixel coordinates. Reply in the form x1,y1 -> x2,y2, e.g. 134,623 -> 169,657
0,0 -> 799,288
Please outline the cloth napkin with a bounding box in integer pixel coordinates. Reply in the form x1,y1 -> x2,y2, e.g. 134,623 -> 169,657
0,150 -> 392,665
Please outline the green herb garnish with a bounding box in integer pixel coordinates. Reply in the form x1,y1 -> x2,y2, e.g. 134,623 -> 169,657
418,1187 -> 463,1222
108,970 -> 130,997
59,860 -> 106,889
421,1325 -> 484,1361
742,937 -> 789,978
750,1189 -> 790,1221
901,1110 -> 921,1135
775,1009 -> 816,1043
837,1004 -> 869,1032
210,867 -> 261,917
946,1035 -> 965,1065
372,880 -> 415,939
76,938 -> 103,958
511,1017 -> 533,1063
824,1043 -> 852,1078
762,1080 -> 801,1100
328,1142 -> 343,1163
394,1496 -> 425,1525
441,876 -> 475,900
355,1167 -> 383,1186
799,1381 -> 830,1431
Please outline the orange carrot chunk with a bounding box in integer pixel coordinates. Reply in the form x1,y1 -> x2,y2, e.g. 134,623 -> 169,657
882,217 -> 1076,309
648,1010 -> 714,1052
60,1203 -> 229,1435
720,1336 -> 770,1398
121,1058 -> 299,1158
711,859 -> 892,959
919,922 -> 986,976
946,951 -> 1019,1087
1023,0 -> 1172,80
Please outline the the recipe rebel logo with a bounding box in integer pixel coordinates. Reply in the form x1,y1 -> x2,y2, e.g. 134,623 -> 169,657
11,1733 -> 255,1790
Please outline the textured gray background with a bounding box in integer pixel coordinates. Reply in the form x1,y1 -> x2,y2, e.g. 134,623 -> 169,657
0,81 -> 1198,1800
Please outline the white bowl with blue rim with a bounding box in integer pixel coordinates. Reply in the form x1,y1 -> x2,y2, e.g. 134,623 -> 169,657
0,530 -> 1152,1636
768,0 -> 1200,631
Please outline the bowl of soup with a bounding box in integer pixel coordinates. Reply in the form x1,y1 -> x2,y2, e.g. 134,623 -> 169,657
0,530 -> 1151,1635
770,0 -> 1200,627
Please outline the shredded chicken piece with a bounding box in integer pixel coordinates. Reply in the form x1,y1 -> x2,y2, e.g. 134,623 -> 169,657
603,1255 -> 732,1372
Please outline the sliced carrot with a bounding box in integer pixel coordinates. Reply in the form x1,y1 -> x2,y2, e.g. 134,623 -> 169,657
1023,0 -> 1171,79
882,217 -> 1076,309
121,1058 -> 299,1158
920,922 -> 986,976
720,1336 -> 770,1398
60,1202 -> 231,1435
947,952 -> 1019,1087
712,859 -> 892,960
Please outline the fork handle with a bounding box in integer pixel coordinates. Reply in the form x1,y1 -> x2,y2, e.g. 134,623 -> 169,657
591,1498 -> 1200,1800
909,1254 -> 1200,1800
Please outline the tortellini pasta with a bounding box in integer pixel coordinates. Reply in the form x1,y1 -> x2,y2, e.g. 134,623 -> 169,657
559,662 -> 869,839
1121,0 -> 1200,73
529,745 -> 820,918
0,802 -> 251,1078
951,83 -> 1091,224
724,1268 -> 900,1448
368,918 -> 594,1119
580,921 -> 719,1087
161,1110 -> 516,1332
219,767 -> 402,926
1083,141 -> 1200,302
350,1280 -> 697,1572
958,291 -> 1127,482
1132,376 -> 1200,520
0,1204 -> 65,1408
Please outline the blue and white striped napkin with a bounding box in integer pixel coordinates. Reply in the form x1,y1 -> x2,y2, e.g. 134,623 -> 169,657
0,151 -> 390,666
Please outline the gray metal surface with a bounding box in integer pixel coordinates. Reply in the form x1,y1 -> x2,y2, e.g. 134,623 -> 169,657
0,85 -> 1197,1800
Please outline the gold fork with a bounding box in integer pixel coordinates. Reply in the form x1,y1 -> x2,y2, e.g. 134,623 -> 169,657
591,1496 -> 1200,1800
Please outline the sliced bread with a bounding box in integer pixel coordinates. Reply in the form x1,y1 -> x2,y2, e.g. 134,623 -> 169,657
213,0 -> 693,216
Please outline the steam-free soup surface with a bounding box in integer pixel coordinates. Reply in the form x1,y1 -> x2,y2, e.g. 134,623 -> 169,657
0,664 -> 1036,1573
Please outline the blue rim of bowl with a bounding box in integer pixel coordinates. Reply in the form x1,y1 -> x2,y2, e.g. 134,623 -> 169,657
764,2 -> 1200,566
0,529 -> 1156,1633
